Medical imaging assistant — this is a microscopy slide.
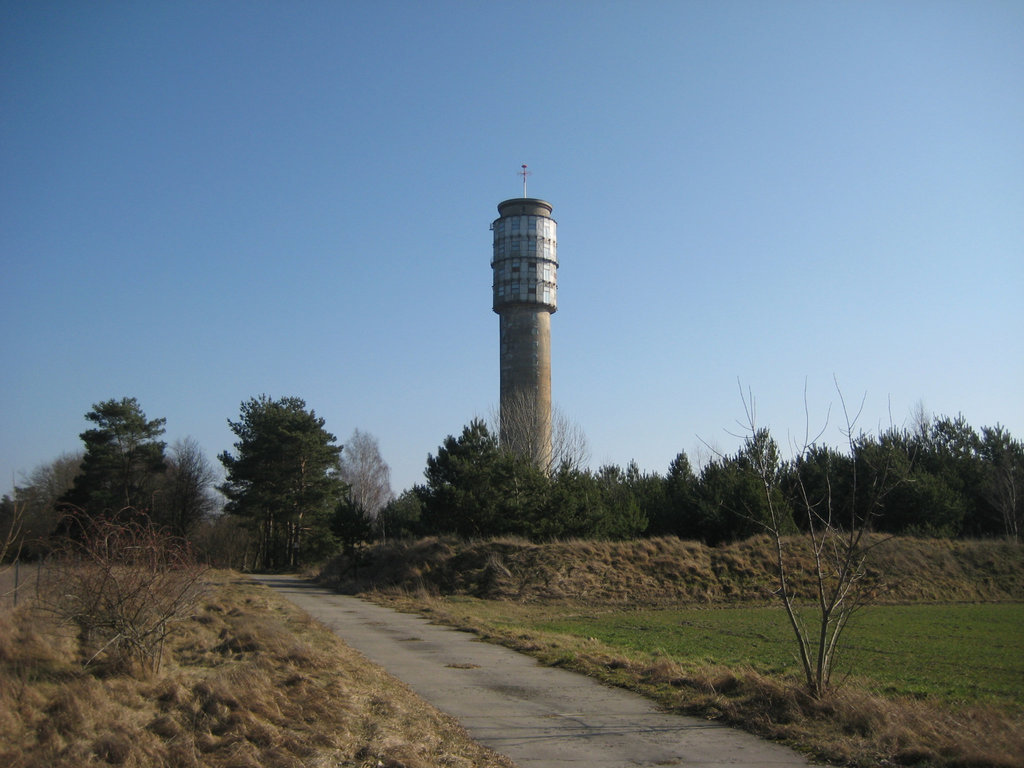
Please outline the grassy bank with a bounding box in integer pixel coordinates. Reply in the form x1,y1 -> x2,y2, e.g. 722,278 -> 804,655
322,535 -> 1024,606
0,570 -> 515,768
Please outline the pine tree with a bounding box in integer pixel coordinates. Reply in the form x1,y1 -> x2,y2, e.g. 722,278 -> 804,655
219,395 -> 344,570
61,397 -> 167,519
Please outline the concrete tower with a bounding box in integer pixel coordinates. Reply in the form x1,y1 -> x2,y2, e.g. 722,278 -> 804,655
491,197 -> 558,468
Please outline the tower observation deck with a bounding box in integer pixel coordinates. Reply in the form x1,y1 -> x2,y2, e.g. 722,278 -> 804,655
491,197 -> 558,468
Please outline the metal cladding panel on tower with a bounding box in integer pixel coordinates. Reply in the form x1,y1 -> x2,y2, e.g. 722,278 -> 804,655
492,197 -> 556,469
491,198 -> 557,314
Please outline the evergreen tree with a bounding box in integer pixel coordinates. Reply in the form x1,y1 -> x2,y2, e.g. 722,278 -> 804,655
620,461 -> 668,536
784,445 -> 855,533
415,417 -> 548,536
693,429 -> 792,544
652,451 -> 698,537
592,463 -> 649,539
61,397 -> 167,519
536,466 -> 647,540
378,489 -> 423,540
219,395 -> 344,570
331,495 -> 372,556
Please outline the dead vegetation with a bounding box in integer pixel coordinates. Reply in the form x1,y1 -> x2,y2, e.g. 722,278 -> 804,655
34,516 -> 207,675
0,571 -> 516,768
321,534 -> 1024,606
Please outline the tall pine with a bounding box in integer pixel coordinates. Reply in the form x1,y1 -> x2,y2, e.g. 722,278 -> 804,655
61,397 -> 167,519
219,395 -> 344,570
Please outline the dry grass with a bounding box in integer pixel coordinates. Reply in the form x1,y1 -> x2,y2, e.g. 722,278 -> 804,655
0,571 -> 516,768
323,535 -> 1024,606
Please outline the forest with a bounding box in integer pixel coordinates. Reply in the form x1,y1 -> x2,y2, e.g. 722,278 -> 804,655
2,396 -> 1021,571
392,413 -> 1022,545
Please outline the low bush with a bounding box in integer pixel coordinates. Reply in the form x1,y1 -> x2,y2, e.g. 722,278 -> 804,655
37,515 -> 206,674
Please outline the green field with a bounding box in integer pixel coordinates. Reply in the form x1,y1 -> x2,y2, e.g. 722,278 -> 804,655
450,600 -> 1024,707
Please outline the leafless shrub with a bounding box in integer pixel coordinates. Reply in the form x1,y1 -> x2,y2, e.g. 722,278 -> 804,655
1,498 -> 24,565
38,512 -> 207,675
0,499 -> 25,607
739,380 -> 903,698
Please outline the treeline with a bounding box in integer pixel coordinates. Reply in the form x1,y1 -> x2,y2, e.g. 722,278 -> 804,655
4,398 -> 1021,573
2,398 -> 224,561
1,396 -> 394,571
380,415 -> 1022,544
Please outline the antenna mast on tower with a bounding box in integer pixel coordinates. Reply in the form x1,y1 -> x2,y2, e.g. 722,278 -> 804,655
519,163 -> 531,197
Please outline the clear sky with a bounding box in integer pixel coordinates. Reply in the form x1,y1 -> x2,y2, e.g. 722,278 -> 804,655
2,1 -> 1022,498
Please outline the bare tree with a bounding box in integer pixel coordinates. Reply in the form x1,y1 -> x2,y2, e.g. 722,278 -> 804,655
0,496 -> 24,562
551,407 -> 591,473
0,496 -> 24,605
491,393 -> 590,473
740,380 -> 904,698
981,426 -> 1022,542
494,389 -> 552,469
20,452 -> 83,505
158,437 -> 219,538
986,466 -> 1020,542
908,399 -> 931,440
339,429 -> 393,518
14,452 -> 82,537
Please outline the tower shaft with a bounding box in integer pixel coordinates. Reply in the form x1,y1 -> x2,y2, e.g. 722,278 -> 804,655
492,198 -> 557,468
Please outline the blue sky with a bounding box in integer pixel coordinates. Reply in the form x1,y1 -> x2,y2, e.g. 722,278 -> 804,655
2,1 -> 1022,497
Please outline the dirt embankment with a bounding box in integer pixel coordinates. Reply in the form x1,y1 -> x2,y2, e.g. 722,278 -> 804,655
321,535 -> 1024,605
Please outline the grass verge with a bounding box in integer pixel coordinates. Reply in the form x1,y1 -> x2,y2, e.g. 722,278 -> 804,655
0,570 -> 516,768
526,602 -> 1024,707
373,590 -> 1024,768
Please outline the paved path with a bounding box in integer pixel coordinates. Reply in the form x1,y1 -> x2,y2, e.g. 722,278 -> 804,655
251,575 -> 814,768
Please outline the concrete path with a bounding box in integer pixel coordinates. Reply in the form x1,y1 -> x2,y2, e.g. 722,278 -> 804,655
251,575 -> 814,768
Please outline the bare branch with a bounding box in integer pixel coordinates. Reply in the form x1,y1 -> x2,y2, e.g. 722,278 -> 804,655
741,380 -> 904,698
36,513 -> 207,675
491,394 -> 589,473
339,429 -> 394,517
